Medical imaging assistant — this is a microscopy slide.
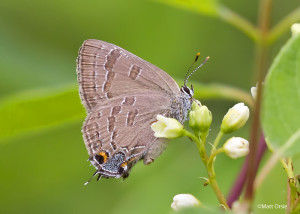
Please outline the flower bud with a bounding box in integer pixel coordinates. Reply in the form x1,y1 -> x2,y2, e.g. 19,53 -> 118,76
189,101 -> 212,132
151,115 -> 183,139
220,103 -> 249,134
251,82 -> 263,100
223,137 -> 249,159
291,23 -> 300,36
232,201 -> 248,214
171,194 -> 201,211
251,86 -> 257,100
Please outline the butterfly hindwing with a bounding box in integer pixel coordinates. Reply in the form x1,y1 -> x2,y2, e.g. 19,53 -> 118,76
82,91 -> 172,178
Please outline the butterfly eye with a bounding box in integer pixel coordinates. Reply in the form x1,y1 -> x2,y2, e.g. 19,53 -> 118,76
181,86 -> 193,97
94,152 -> 108,164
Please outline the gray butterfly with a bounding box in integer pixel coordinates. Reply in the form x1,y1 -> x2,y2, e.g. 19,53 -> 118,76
77,39 -> 195,182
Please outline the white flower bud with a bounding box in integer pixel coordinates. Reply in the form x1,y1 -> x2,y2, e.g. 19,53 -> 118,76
171,194 -> 201,211
223,137 -> 249,159
291,23 -> 300,36
232,201 -> 248,214
220,103 -> 249,134
189,101 -> 212,132
251,86 -> 257,100
251,82 -> 263,100
151,115 -> 183,139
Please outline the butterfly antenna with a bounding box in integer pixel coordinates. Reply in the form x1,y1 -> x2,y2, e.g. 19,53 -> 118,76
84,170 -> 99,185
184,52 -> 200,86
184,56 -> 210,86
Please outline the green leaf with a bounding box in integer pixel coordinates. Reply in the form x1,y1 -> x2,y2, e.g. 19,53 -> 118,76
0,80 -> 251,142
261,33 -> 300,157
154,0 -> 220,17
0,85 -> 85,142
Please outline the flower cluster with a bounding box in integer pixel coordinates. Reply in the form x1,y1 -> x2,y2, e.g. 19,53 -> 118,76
151,101 -> 250,160
151,98 -> 250,211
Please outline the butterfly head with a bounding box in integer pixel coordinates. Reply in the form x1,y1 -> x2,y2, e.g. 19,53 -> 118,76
180,85 -> 194,98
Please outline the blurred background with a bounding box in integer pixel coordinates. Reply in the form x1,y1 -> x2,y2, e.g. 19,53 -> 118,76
0,0 -> 299,213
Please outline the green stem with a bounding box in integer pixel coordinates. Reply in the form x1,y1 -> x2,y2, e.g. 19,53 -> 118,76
200,130 -> 208,145
182,130 -> 229,209
179,80 -> 255,109
216,5 -> 259,42
208,148 -> 225,175
293,199 -> 300,213
183,130 -> 201,145
268,7 -> 300,44
206,149 -> 229,210
157,0 -> 260,42
211,131 -> 224,155
280,158 -> 297,212
209,148 -> 224,165
183,130 -> 207,163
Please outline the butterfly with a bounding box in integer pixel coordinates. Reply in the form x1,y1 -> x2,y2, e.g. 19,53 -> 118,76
76,39 -> 197,182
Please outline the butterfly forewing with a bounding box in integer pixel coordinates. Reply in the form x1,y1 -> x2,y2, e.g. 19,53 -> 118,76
77,39 -> 180,113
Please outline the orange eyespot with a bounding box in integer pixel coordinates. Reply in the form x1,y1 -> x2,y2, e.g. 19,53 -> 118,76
118,162 -> 128,174
99,152 -> 108,162
95,152 -> 108,164
121,162 -> 128,168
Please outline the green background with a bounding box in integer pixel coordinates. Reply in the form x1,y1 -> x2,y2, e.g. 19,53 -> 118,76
0,0 -> 299,213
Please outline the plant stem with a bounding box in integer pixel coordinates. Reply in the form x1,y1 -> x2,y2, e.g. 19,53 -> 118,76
211,131 -> 224,154
209,148 -> 224,163
183,130 -> 207,163
293,198 -> 300,213
217,5 -> 259,42
268,7 -> 300,44
287,177 -> 292,214
244,0 -> 272,206
206,161 -> 230,210
186,81 -> 255,109
182,130 -> 229,209
280,158 -> 297,213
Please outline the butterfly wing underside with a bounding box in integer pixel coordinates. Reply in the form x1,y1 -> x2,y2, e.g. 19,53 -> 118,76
83,91 -> 172,178
77,39 -> 180,113
77,39 -> 183,178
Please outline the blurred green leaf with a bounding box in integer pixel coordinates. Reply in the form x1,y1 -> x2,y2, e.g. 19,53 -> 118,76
192,82 -> 254,109
154,0 -> 219,16
0,85 -> 85,142
261,33 -> 300,156
153,0 -> 259,41
0,80 -> 251,142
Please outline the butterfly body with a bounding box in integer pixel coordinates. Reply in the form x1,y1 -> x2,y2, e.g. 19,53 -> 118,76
77,39 -> 193,179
